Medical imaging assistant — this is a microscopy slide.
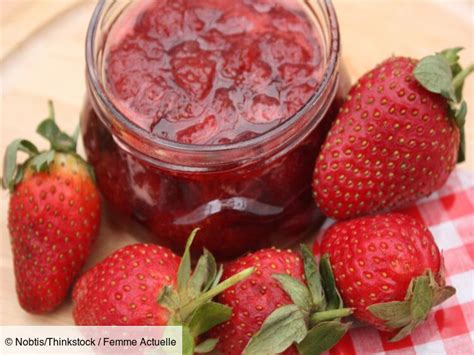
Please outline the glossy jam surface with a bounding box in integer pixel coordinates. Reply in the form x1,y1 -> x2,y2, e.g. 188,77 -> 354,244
105,0 -> 323,144
83,0 -> 345,259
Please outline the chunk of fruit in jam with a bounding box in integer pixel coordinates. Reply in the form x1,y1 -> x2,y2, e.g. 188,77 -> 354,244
105,0 -> 323,144
171,54 -> 216,100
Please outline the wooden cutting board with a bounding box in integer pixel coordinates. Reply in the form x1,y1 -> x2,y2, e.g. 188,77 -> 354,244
1,0 -> 473,326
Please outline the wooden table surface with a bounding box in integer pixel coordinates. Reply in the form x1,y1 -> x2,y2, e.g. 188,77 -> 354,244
1,0 -> 473,326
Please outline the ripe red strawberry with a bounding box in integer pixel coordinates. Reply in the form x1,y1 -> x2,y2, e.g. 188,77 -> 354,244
72,229 -> 253,354
313,48 -> 473,219
73,243 -> 180,325
3,102 -> 101,314
211,247 -> 352,354
319,213 -> 456,341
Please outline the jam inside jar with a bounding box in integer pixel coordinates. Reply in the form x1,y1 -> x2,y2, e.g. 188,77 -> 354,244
82,0 -> 347,259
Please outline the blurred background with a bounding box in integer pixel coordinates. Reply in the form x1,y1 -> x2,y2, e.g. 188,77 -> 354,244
1,0 -> 473,325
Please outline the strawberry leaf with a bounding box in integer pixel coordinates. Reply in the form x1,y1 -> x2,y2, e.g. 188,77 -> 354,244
29,150 -> 55,173
455,101 -> 467,163
368,269 -> 455,342
433,286 -> 456,306
440,48 -> 465,101
410,275 -> 433,324
455,100 -> 467,129
157,285 -> 180,312
37,119 -> 77,153
243,304 -> 307,355
3,101 -> 91,192
177,228 -> 200,291
301,245 -> 326,311
320,254 -> 343,310
182,326 -> 194,355
188,249 -> 217,297
368,300 -> 411,329
439,47 -> 463,68
13,164 -> 25,187
35,101 -> 79,153
414,48 -> 473,166
414,54 -> 456,101
297,321 -> 350,355
157,230 -> 253,351
2,139 -> 39,191
209,264 -> 224,290
178,267 -> 254,321
188,301 -> 232,337
430,266 -> 456,306
368,300 -> 410,321
194,338 -> 219,353
245,251 -> 352,354
390,323 -> 416,343
273,274 -> 312,312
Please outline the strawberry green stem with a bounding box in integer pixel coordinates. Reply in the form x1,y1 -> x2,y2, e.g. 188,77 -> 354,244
310,308 -> 353,324
179,267 -> 254,318
47,100 -> 55,120
453,64 -> 474,91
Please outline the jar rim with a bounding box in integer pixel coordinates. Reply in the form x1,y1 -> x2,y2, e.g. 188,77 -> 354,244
86,0 -> 340,164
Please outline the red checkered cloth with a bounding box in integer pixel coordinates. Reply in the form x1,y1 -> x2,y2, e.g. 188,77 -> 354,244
311,169 -> 474,354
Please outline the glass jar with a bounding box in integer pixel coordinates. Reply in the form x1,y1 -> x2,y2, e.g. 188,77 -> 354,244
81,0 -> 348,259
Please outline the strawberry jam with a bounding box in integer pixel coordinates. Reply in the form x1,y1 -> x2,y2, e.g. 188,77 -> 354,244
105,0 -> 323,144
82,0 -> 346,259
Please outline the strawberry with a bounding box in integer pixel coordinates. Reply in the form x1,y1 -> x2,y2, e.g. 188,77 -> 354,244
2,102 -> 101,314
72,229 -> 253,354
72,243 -> 181,326
319,213 -> 456,341
313,48 -> 473,219
210,247 -> 352,354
